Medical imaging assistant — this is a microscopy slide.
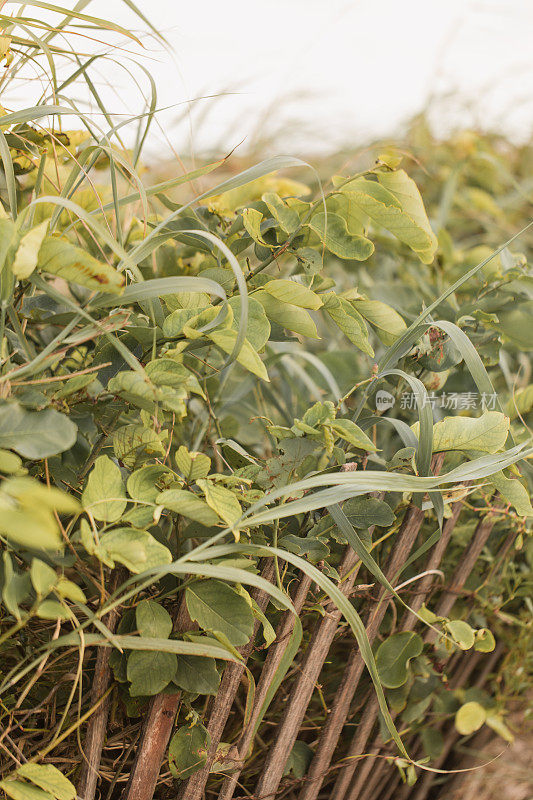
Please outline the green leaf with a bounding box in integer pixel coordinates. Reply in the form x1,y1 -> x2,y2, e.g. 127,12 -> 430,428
156,489 -> 219,526
0,506 -> 63,551
262,192 -> 300,233
127,465 -> 171,503
127,650 -> 177,696
488,471 -> 533,517
196,480 -> 242,526
376,632 -> 423,688
30,558 -> 57,597
474,628 -> 496,653
307,212 -> 374,260
455,701 -> 486,735
37,237 -> 124,293
36,600 -> 71,620
185,579 -> 254,646
136,599 -> 173,639
0,448 -> 25,475
242,207 -> 268,245
322,293 -> 373,356
412,411 -> 510,454
206,329 -> 269,381
82,455 -> 127,522
174,654 -> 220,695
446,619 -> 476,650
0,781 -> 54,800
12,220 -> 49,279
169,723 -> 210,780
353,299 -> 407,345
175,446 -> 211,482
16,765 -> 75,800
229,295 -> 270,351
254,290 -> 319,339
95,528 -> 172,573
262,279 -> 323,310
0,402 -> 77,459
329,419 -> 378,452
283,740 -> 313,778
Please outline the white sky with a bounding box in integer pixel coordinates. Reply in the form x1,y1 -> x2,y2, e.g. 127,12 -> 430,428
13,0 -> 533,159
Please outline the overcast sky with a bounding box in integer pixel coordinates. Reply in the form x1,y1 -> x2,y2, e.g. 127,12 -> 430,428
16,0 -> 533,159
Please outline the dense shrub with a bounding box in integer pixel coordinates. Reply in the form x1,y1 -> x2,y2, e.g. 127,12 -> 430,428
0,6 -> 531,800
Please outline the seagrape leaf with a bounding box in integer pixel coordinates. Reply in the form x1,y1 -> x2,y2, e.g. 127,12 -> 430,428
156,489 -> 219,526
455,701 -> 486,735
12,220 -> 49,279
0,401 -> 77,459
445,619 -> 476,650
229,296 -> 270,351
82,455 -> 127,522
136,599 -> 173,639
16,764 -> 76,800
186,579 -> 254,646
322,293 -> 374,356
254,290 -> 319,339
376,631 -> 423,688
169,723 -> 210,780
307,212 -> 374,260
95,527 -> 171,573
175,446 -> 211,482
412,411 -> 510,454
262,279 -> 323,310
329,419 -> 378,452
37,237 -> 124,293
353,299 -> 407,345
196,479 -> 242,526
127,649 -> 177,696
174,654 -> 220,695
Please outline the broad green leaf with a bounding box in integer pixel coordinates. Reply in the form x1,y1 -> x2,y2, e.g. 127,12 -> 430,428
175,446 -> 211,482
95,527 -> 172,573
0,402 -> 77,459
38,237 -> 124,293
186,579 -> 254,646
307,212 -> 374,260
262,192 -> 300,233
353,299 -> 407,345
322,293 -> 374,356
376,632 -> 423,688
488,471 -> 533,517
174,654 -> 220,695
2,478 -> 80,514
136,599 -> 173,639
412,411 -> 510,454
12,220 -> 49,279
485,714 -> 514,743
169,723 -> 210,780
242,207 -> 268,245
206,329 -> 269,381
445,619 -> 476,650
229,296 -> 270,351
127,465 -> 171,503
156,489 -> 219,526
254,290 -> 319,339
36,600 -> 71,620
30,558 -> 57,597
82,455 -> 127,522
329,419 -> 378,452
262,279 -> 323,310
114,425 -> 166,470
196,480 -> 242,526
474,628 -> 496,653
55,576 -> 86,604
455,701 -> 486,735
127,649 -> 177,696
0,449 -> 25,475
108,371 -> 187,415
283,740 -> 313,778
0,781 -> 54,800
16,765 -> 75,800
0,506 -> 63,551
